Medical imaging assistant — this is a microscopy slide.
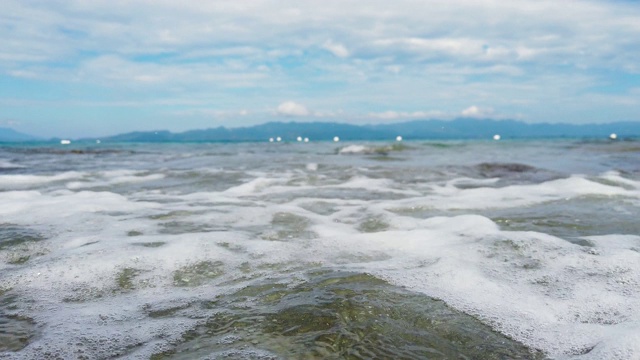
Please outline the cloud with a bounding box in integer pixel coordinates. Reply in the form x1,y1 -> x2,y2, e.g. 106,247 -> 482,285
2,0 -> 640,134
0,119 -> 21,126
277,101 -> 310,116
373,37 -> 485,59
77,55 -> 267,88
7,70 -> 39,79
4,2 -> 639,75
368,110 -> 445,120
322,40 -> 349,58
6,0 -> 639,70
461,106 -> 494,117
172,109 -> 252,117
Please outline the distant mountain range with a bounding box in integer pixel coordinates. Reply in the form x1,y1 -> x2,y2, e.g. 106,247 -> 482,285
0,127 -> 40,142
2,119 -> 640,143
94,118 -> 640,143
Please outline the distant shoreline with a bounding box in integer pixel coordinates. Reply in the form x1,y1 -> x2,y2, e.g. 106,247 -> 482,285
3,118 -> 640,143
2,137 -> 638,147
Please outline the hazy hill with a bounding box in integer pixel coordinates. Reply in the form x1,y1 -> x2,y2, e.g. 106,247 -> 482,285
96,118 -> 640,142
0,127 -> 40,142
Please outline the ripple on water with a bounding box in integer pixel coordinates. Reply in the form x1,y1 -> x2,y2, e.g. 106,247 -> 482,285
490,196 -> 640,239
0,224 -> 47,266
150,270 -> 544,359
0,289 -> 37,352
261,212 -> 316,241
0,224 -> 44,250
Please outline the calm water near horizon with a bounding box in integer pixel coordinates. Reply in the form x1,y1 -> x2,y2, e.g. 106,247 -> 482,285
1,139 -> 639,359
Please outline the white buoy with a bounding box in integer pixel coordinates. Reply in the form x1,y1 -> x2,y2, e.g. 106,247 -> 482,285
493,134 -> 501,141
60,139 -> 71,145
304,137 -> 309,143
333,136 -> 340,142
610,133 -> 617,140
297,136 -> 302,142
269,137 -> 274,142
96,139 -> 101,144
396,135 -> 403,142
276,136 -> 282,142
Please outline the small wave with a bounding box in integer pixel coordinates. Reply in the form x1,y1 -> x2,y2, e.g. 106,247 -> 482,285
476,162 -> 538,175
0,160 -> 26,170
338,143 -> 410,155
3,147 -> 135,155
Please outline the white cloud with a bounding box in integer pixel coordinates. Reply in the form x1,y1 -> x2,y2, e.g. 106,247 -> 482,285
3,1 -> 639,76
5,0 -> 638,69
322,40 -> 349,58
373,37 -> 485,58
385,65 -> 402,74
2,0 -> 640,131
77,55 -> 266,87
183,108 -> 250,115
7,70 -> 39,79
461,105 -> 494,117
277,101 -> 310,116
368,111 -> 436,120
0,119 -> 21,126
462,106 -> 480,116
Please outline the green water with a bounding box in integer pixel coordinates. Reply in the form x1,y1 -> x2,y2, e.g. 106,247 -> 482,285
150,271 -> 544,359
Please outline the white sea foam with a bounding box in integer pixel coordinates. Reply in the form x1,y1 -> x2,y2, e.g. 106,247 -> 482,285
401,175 -> 638,210
297,209 -> 640,359
65,171 -> 165,189
338,144 -> 371,154
0,189 -> 158,220
0,159 -> 26,169
0,171 -> 83,188
2,147 -> 640,359
600,170 -> 640,190
332,176 -> 421,196
222,176 -> 284,195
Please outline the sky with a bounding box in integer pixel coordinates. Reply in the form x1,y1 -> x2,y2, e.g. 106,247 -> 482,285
1,0 -> 640,138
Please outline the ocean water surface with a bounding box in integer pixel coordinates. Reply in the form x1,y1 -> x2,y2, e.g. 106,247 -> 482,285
1,139 -> 639,359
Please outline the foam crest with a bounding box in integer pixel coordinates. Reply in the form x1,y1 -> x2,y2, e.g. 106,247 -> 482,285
304,211 -> 640,358
0,171 -> 83,189
222,176 -> 287,196
0,160 -> 26,169
337,143 -> 409,155
322,177 -> 417,198
338,144 -> 371,154
424,175 -> 636,210
0,190 -> 157,220
66,172 -> 165,190
599,170 -> 640,189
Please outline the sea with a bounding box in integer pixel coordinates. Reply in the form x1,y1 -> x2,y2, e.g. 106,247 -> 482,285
1,138 -> 639,359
